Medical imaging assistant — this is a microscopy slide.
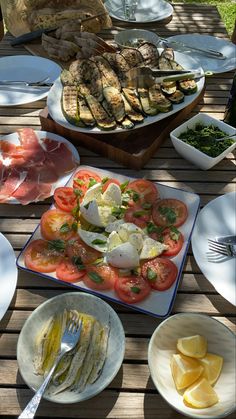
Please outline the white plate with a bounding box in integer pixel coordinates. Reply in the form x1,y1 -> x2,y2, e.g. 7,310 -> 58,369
17,165 -> 200,318
105,0 -> 173,22
0,55 -> 61,106
167,35 -> 236,73
0,233 -> 18,321
0,131 -> 80,204
17,292 -> 125,403
191,192 -> 236,306
47,51 -> 204,134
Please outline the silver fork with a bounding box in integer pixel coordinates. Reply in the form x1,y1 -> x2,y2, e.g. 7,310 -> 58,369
0,77 -> 51,87
18,312 -> 83,419
208,239 -> 236,257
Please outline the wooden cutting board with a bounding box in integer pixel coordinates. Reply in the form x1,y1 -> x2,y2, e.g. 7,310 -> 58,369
40,86 -> 205,170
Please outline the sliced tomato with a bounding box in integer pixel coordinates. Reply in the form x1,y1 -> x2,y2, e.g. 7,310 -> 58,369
24,239 -> 63,273
41,209 -> 77,241
66,236 -> 101,265
83,265 -> 118,290
114,276 -> 151,304
102,178 -> 120,193
152,198 -> 188,228
124,204 -> 151,229
141,257 -> 178,291
73,169 -> 101,197
126,179 -> 159,207
149,227 -> 184,257
56,258 -> 86,282
54,187 -> 78,213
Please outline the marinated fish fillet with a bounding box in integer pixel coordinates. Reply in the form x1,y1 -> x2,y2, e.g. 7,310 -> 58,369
33,316 -> 54,375
103,86 -> 125,122
138,42 -> 159,67
91,56 -> 121,91
89,325 -> 110,384
86,95 -> 116,130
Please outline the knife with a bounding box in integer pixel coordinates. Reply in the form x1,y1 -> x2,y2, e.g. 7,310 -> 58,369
215,235 -> 236,245
123,68 -> 205,88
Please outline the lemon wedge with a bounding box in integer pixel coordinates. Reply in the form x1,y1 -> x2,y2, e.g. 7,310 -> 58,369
199,353 -> 223,385
183,377 -> 219,408
170,353 -> 204,390
177,335 -> 207,358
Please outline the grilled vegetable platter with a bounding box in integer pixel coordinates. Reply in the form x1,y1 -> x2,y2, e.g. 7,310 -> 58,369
17,165 -> 200,318
47,40 -> 205,134
17,291 -> 125,403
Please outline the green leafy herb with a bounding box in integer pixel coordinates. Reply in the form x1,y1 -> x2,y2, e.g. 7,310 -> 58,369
74,178 -> 84,186
71,256 -> 85,270
120,180 -> 129,192
169,226 -> 181,241
133,209 -> 149,218
146,222 -> 164,236
132,192 -> 140,202
73,188 -> 83,198
111,206 -> 126,219
178,123 -> 234,157
101,177 -> 109,184
71,222 -> 78,232
159,206 -> 176,224
91,239 -> 107,245
142,202 -> 152,210
48,239 -> 66,252
88,178 -> 98,188
60,223 -> 71,234
147,267 -> 157,281
84,202 -> 90,210
130,286 -> 141,294
88,271 -> 104,283
72,203 -> 80,219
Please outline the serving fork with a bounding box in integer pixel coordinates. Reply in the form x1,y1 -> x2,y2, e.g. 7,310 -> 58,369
0,77 -> 53,87
18,312 -> 83,419
208,239 -> 236,257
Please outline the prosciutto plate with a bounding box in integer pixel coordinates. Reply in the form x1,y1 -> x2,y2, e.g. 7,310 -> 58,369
0,129 -> 80,204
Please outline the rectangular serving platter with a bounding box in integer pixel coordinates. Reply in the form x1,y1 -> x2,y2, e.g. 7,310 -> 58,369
17,165 -> 200,318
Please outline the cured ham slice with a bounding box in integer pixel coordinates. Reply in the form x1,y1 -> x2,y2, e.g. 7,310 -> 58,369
12,167 -> 52,205
0,167 -> 27,202
43,138 -> 77,176
17,128 -> 45,166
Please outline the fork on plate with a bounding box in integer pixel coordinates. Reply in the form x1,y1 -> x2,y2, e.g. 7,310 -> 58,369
208,239 -> 236,257
18,312 -> 83,419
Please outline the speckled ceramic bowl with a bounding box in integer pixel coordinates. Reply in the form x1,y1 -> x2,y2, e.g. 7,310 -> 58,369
17,292 -> 125,403
114,29 -> 160,48
148,313 -> 236,418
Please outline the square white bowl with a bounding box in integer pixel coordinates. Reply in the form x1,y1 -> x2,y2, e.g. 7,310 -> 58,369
170,113 -> 236,170
148,313 -> 236,419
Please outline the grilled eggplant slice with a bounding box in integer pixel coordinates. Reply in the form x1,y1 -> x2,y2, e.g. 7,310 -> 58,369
62,85 -> 84,126
78,94 -> 95,126
122,88 -> 143,113
179,79 -> 197,95
149,84 -> 172,112
92,56 -> 121,91
160,47 -> 174,61
86,94 -> 116,130
60,69 -> 75,86
103,86 -> 125,122
121,93 -> 144,123
69,59 -> 103,101
161,81 -> 177,95
169,89 -> 185,104
169,59 -> 184,71
158,56 -> 173,70
103,52 -> 131,77
138,87 -> 158,115
138,42 -> 159,67
120,47 -> 143,68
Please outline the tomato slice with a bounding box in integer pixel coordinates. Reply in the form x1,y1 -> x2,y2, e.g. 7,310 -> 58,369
102,178 -> 120,193
41,209 -> 77,241
114,276 -> 151,304
149,227 -> 184,257
124,204 -> 151,229
152,198 -> 188,228
83,265 -> 118,290
73,169 -> 101,197
54,187 -> 78,213
56,258 -> 86,282
141,257 -> 178,291
126,179 -> 159,207
24,239 -> 63,273
66,236 -> 101,265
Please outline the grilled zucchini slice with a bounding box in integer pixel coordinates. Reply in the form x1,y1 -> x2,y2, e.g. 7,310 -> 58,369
138,88 -> 158,115
158,56 -> 173,70
60,69 -> 75,86
103,86 -> 125,122
160,47 -> 175,61
78,94 -> 95,126
62,85 -> 84,126
122,88 -> 143,113
169,60 -> 184,71
161,81 -> 177,96
92,56 -> 121,91
179,79 -> 197,95
122,93 -> 144,123
85,94 -> 116,130
121,117 -> 134,129
149,84 -> 172,112
169,90 -> 185,104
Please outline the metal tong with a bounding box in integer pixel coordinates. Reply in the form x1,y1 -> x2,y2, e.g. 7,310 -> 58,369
160,37 -> 225,60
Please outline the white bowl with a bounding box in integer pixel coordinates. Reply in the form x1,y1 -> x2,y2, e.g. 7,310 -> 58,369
148,313 -> 236,418
114,29 -> 160,48
17,292 -> 125,404
170,113 -> 236,170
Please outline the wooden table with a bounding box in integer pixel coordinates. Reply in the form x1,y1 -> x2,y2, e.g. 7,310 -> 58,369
0,4 -> 235,418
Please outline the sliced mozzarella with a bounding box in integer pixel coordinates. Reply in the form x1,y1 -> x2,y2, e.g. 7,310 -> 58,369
106,242 -> 139,268
128,233 -> 143,252
82,183 -> 102,205
78,228 -> 108,252
117,223 -> 145,242
107,231 -> 123,251
140,237 -> 168,260
102,183 -> 122,206
105,219 -> 124,233
80,200 -> 104,227
99,205 -> 116,225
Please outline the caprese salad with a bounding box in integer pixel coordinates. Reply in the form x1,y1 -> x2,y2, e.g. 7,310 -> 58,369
23,168 -> 188,305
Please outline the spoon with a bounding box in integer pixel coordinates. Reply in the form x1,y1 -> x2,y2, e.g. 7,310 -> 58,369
215,133 -> 236,142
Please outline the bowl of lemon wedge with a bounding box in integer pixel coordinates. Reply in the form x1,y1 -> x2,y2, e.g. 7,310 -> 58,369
148,313 -> 236,418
